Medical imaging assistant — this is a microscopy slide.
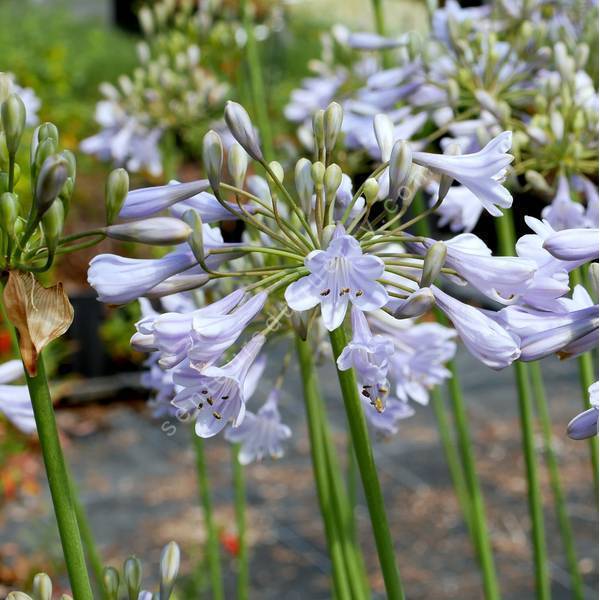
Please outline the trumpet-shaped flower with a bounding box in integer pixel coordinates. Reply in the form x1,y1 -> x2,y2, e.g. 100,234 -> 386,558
225,390 -> 292,464
0,360 -> 35,434
543,228 -> 599,262
541,176 -> 586,231
285,226 -> 388,331
362,393 -> 414,435
567,382 -> 598,440
172,335 -> 265,438
413,132 -> 514,216
429,182 -> 483,233
432,286 -> 520,369
336,307 -> 394,386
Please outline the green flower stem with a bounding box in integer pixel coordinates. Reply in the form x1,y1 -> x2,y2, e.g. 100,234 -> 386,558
231,444 -> 249,600
496,210 -> 549,600
529,363 -> 584,599
430,387 -> 475,542
370,0 -> 392,69
66,465 -> 107,600
513,362 -> 551,600
329,326 -> 405,600
24,355 -> 93,600
447,363 -> 501,600
240,0 -> 274,161
295,335 -> 353,600
569,268 -> 599,492
346,441 -> 358,542
192,433 -> 225,600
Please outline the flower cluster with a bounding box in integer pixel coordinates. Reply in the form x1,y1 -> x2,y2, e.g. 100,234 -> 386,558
85,99 -> 579,450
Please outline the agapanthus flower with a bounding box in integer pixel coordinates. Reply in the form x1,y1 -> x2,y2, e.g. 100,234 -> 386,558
284,225 -> 389,331
428,182 -> 483,233
225,389 -> 292,464
567,382 -> 599,440
362,393 -> 414,435
543,228 -> 599,262
0,360 -> 35,434
541,175 -> 587,231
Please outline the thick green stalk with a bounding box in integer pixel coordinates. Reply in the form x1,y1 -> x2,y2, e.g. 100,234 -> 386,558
447,364 -> 501,600
231,444 -> 249,600
295,335 -> 353,600
329,326 -> 405,600
496,210 -> 549,600
514,362 -> 551,599
240,0 -> 274,161
529,363 -> 584,599
24,355 -> 93,600
430,387 -> 475,543
370,0 -> 392,69
192,433 -> 225,600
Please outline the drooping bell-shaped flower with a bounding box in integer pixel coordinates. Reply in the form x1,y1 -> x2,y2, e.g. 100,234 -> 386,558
541,175 -> 586,231
0,360 -> 35,434
567,381 -> 598,440
543,228 -> 599,262
336,307 -> 394,387
413,132 -> 514,216
428,182 -> 483,233
172,334 -> 265,438
285,225 -> 389,331
432,286 -> 521,369
362,393 -> 414,436
225,390 -> 292,464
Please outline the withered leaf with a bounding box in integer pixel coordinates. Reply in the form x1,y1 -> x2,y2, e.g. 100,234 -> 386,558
3,271 -> 74,376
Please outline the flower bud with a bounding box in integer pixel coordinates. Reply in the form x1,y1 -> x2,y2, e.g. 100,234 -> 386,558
374,113 -> 394,162
228,142 -> 248,189
103,566 -> 120,600
60,149 -> 76,181
0,192 -> 19,233
35,155 -> 69,217
32,573 -> 52,600
525,170 -> 552,195
104,217 -> 192,245
393,288 -> 435,319
310,161 -> 325,186
1,94 -> 26,155
7,593 -> 32,600
202,130 -> 223,194
324,102 -> 343,152
363,178 -> 379,206
159,541 -> 181,600
295,158 -> 313,214
575,43 -> 589,69
124,556 -> 142,600
42,199 -> 65,256
224,101 -> 262,161
321,223 -> 337,248
0,73 -> 12,103
324,164 -> 342,198
0,131 -> 9,169
38,122 -> 59,146
182,209 -> 206,267
420,241 -> 447,287
447,79 -> 460,106
388,140 -> 412,200
312,109 -> 325,152
33,138 -> 57,178
589,263 -> 598,301
138,6 -> 154,34
105,168 -> 129,225
550,111 -> 564,140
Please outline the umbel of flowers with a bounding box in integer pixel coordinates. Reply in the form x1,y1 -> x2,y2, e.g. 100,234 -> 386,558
86,98 -> 597,596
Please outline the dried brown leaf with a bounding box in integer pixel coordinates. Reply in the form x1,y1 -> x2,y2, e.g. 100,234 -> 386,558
3,271 -> 74,375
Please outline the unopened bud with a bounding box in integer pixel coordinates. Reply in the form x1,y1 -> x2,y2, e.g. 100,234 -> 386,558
7,593 -> 32,600
550,111 -> 564,140
34,138 -> 57,179
420,241 -> 447,287
575,43 -> 589,69
103,567 -> 120,600
447,79 -> 460,106
373,113 -> 394,162
38,122 -> 59,146
202,130 -> 223,194
0,192 -> 19,233
35,156 -> 69,217
105,217 -> 192,245
124,556 -> 142,600
321,223 -> 337,248
363,178 -> 379,205
589,263 -> 598,301
310,161 -> 325,187
0,73 -> 11,103
324,163 -> 342,198
228,142 -> 248,189
42,199 -> 65,256
312,110 -> 325,152
1,94 -> 26,155
159,541 -> 181,600
525,170 -> 552,195
138,6 -> 154,34
324,102 -> 343,152
224,101 -> 262,161
295,158 -> 313,214
105,168 -> 129,225
32,573 -> 52,600
393,288 -> 435,319
182,210 -> 206,267
388,140 -> 412,200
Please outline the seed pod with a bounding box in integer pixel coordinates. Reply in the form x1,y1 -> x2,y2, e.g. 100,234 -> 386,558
105,168 -> 129,225
202,130 -> 223,194
324,102 -> 343,152
1,94 -> 26,155
420,242 -> 447,287
224,101 -> 262,161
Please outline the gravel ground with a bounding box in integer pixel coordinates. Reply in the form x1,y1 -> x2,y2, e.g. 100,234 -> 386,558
1,348 -> 597,599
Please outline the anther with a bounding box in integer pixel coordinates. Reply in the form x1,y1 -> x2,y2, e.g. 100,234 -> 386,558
320,288 -> 331,296
213,411 -> 222,420
355,290 -> 364,297
222,395 -> 229,400
207,397 -> 214,406
201,389 -> 208,394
